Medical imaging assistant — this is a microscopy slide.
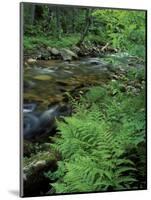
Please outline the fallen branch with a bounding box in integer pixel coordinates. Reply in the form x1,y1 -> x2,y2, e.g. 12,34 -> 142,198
101,42 -> 109,52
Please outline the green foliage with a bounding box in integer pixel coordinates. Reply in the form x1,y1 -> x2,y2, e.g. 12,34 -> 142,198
126,67 -> 145,81
23,4 -> 145,58
46,77 -> 146,193
92,10 -> 146,58
24,35 -> 80,51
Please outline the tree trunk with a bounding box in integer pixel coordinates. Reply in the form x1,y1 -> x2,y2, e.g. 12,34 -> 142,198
31,4 -> 35,25
77,9 -> 91,46
46,6 -> 52,33
55,7 -> 61,39
72,8 -> 75,34
61,8 -> 68,34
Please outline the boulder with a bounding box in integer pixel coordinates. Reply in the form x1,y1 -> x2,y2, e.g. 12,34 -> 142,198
60,48 -> 78,61
51,47 -> 60,56
33,75 -> 52,81
47,47 -> 60,57
71,46 -> 81,54
36,48 -> 51,60
47,46 -> 52,52
24,80 -> 36,90
87,58 -> 102,65
23,152 -> 57,176
27,58 -> 37,64
23,151 -> 57,196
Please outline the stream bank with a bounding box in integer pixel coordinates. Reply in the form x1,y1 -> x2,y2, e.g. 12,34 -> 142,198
23,51 -> 145,196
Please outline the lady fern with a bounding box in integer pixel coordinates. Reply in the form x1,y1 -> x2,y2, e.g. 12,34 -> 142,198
46,80 -> 146,193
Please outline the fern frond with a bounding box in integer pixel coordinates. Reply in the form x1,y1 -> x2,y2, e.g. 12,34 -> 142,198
47,82 -> 145,193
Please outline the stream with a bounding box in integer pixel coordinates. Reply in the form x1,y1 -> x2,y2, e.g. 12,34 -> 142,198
24,57 -> 112,109
23,57 -> 112,140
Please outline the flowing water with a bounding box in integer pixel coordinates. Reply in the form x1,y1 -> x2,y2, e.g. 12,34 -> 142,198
24,57 -> 113,110
23,54 -> 143,140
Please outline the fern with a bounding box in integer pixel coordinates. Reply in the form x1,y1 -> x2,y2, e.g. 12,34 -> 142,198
46,78 -> 146,193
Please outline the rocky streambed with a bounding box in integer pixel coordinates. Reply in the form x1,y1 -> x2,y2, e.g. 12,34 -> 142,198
24,58 -> 111,108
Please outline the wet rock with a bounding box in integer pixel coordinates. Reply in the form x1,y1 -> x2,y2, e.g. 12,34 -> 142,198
33,160 -> 47,169
47,47 -> 60,59
71,46 -> 81,54
33,75 -> 52,81
47,46 -> 52,52
48,95 -> 64,104
37,49 -> 50,60
50,47 -> 60,56
24,80 -> 36,90
23,151 -> 56,175
23,151 -> 57,197
33,67 -> 55,74
23,103 -> 37,113
23,141 -> 52,157
24,61 -> 30,68
24,93 -> 45,103
60,48 -> 78,61
27,58 -> 37,64
86,58 -> 105,65
56,80 -> 69,86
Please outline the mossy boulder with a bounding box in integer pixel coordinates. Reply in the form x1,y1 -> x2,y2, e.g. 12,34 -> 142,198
50,47 -> 60,56
27,58 -> 37,64
33,75 -> 52,81
23,150 -> 57,196
60,48 -> 78,61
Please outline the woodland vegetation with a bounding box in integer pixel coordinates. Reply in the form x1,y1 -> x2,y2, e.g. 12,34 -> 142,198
23,3 -> 146,196
23,4 -> 145,58
46,70 -> 146,193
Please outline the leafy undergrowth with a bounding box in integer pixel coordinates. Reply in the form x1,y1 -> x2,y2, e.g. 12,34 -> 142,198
24,35 -> 80,52
46,66 -> 146,193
